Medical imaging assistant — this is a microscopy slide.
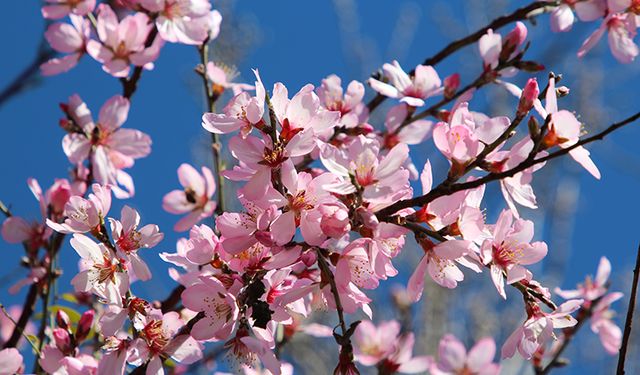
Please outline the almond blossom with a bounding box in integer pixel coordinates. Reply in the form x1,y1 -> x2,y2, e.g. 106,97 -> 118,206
41,15 -> 90,76
578,12 -> 639,63
86,4 -> 164,77
181,276 -> 239,340
431,334 -> 500,375
368,61 -> 442,107
47,183 -> 112,234
480,209 -> 548,299
162,163 -> 216,231
139,0 -> 221,45
316,74 -> 368,128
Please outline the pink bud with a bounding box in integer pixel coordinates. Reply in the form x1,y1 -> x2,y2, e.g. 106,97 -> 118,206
53,328 -> 72,353
443,73 -> 460,99
47,179 -> 72,216
56,310 -> 71,330
319,203 -> 351,239
505,21 -> 528,49
518,78 -> 539,116
75,310 -> 94,342
301,251 -> 317,267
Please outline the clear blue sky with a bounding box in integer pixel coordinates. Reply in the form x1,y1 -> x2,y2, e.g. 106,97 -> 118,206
1,1 -> 639,373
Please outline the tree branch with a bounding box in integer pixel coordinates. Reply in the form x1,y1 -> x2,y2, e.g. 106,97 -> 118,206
617,244 -> 640,374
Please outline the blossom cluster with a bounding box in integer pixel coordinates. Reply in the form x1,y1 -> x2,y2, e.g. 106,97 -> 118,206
0,1 -> 635,374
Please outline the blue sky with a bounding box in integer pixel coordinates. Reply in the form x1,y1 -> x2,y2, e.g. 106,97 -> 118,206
2,1 -> 640,373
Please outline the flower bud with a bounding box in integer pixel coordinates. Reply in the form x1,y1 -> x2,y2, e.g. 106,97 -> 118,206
504,22 -> 528,49
301,251 -> 317,267
75,310 -> 95,342
53,328 -> 72,354
47,179 -> 72,217
55,310 -> 71,330
319,203 -> 351,238
517,78 -> 539,116
443,73 -> 460,99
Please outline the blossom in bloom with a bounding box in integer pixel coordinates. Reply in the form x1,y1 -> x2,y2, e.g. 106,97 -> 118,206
407,237 -> 472,300
316,74 -> 368,128
86,4 -> 164,77
139,0 -> 221,45
480,209 -> 548,299
47,184 -> 112,234
61,94 -> 151,198
202,69 -> 265,137
41,15 -> 90,76
556,256 -> 611,301
353,320 -> 400,366
478,22 -> 527,71
128,311 -> 203,372
162,163 -> 217,231
181,276 -> 239,340
382,104 -> 434,150
502,299 -> 582,360
590,292 -> 624,354
41,0 -> 96,19
368,61 -> 442,107
0,348 -> 23,375
549,0 -> 606,32
431,334 -> 500,375
538,77 -> 601,178
578,12 -> 639,63
109,205 -> 164,281
40,343 -> 98,374
69,233 -> 129,305
206,62 -> 255,96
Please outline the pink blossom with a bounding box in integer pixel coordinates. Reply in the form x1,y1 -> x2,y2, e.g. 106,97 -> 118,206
407,238 -> 472,300
0,348 -> 23,375
480,209 -> 548,299
207,62 -> 255,96
139,0 -> 221,45
183,224 -> 220,264
86,4 -> 163,77
578,12 -> 639,63
353,320 -> 400,366
316,74 -> 368,128
215,196 -> 278,254
61,94 -> 151,198
0,306 -> 35,347
431,334 -> 500,375
379,333 -> 432,374
501,299 -> 582,360
41,15 -> 90,76
41,0 -> 96,19
128,311 -> 203,371
69,233 -> 129,305
40,344 -> 97,375
383,104 -> 434,149
478,22 -> 527,70
590,292 -> 623,354
109,205 -> 164,281
202,69 -> 265,137
318,202 -> 351,239
47,184 -> 112,234
162,163 -> 216,231
9,267 -> 46,295
556,256 -> 611,301
368,61 -> 442,107
539,77 -> 601,178
181,276 -> 239,340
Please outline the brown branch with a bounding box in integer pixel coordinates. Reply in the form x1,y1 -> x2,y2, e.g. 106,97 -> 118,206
366,1 -> 555,112
2,284 -> 39,349
376,111 -> 640,219
617,244 -> 640,374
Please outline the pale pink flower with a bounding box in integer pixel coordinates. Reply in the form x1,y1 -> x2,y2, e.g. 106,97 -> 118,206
47,184 -> 112,234
99,335 -> 131,375
183,224 -> 220,264
109,205 -> 164,281
207,62 -> 255,95
407,238 -> 473,301
368,61 -> 442,107
202,69 -> 265,137
86,4 -> 163,77
501,299 -> 583,360
480,209 -> 548,299
548,0 -> 607,33
378,333 -> 432,374
590,292 -> 623,354
431,335 -> 500,375
215,196 -> 279,254
478,22 -> 527,70
539,77 -> 601,178
41,15 -> 90,76
316,74 -> 368,128
139,0 -> 220,45
0,348 -> 23,375
40,345 -> 98,375
383,104 -> 433,149
69,233 -> 129,305
556,256 -> 611,301
318,202 -> 351,239
41,0 -> 96,19
181,276 -> 239,340
578,12 -> 639,63
9,267 -> 47,295
128,312 -> 203,371
162,163 -> 216,232
353,320 -> 400,366
61,94 -> 151,198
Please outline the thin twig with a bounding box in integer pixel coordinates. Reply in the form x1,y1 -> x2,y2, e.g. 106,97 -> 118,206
376,111 -> 640,218
617,244 -> 640,374
0,304 -> 40,355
